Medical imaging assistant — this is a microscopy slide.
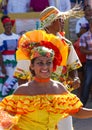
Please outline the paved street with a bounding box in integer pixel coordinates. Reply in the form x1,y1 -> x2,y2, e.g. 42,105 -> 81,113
73,117 -> 92,130
73,97 -> 92,130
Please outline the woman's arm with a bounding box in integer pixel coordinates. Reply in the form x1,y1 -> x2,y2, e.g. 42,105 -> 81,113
72,107 -> 92,119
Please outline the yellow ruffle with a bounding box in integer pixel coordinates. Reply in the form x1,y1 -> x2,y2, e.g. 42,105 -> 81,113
0,93 -> 82,115
0,93 -> 83,130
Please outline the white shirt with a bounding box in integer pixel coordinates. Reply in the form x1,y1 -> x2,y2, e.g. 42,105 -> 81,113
49,0 -> 71,12
7,0 -> 30,13
75,16 -> 88,34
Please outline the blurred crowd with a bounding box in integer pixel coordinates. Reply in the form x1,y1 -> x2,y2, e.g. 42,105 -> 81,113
0,0 -> 91,14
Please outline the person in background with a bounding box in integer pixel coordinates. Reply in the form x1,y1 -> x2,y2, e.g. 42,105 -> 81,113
75,5 -> 92,37
74,23 -> 89,97
0,0 -> 8,14
53,0 -> 71,12
0,15 -> 20,100
7,0 -> 30,13
1,30 -> 92,130
1,0 -> 8,14
30,0 -> 49,12
40,6 -> 81,90
79,17 -> 92,106
39,6 -> 82,130
85,0 -> 92,8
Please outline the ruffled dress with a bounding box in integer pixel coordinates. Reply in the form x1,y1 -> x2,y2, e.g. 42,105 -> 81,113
0,93 -> 83,130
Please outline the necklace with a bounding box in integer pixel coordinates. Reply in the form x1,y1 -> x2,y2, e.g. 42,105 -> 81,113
44,27 -> 50,34
34,77 -> 50,83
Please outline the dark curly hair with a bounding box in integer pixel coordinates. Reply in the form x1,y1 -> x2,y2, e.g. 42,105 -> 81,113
1,15 -> 10,23
30,58 -> 36,76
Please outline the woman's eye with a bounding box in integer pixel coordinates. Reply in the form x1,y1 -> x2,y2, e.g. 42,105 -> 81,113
37,62 -> 44,66
36,62 -> 52,66
46,62 -> 52,66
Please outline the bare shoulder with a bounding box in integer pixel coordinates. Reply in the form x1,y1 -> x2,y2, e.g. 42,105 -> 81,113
14,82 -> 29,95
52,79 -> 68,94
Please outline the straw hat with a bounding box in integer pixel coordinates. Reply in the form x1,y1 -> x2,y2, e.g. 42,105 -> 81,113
40,6 -> 62,28
40,4 -> 82,28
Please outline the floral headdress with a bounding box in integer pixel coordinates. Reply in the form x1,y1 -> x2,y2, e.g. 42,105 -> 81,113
30,46 -> 54,60
17,30 -> 69,71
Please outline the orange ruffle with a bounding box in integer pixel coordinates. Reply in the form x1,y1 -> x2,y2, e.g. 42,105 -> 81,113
0,93 -> 83,130
0,93 -> 83,115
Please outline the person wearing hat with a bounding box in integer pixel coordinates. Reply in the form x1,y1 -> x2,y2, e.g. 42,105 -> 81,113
0,15 -> 20,100
1,29 -> 92,130
13,6 -> 81,130
39,6 -> 82,130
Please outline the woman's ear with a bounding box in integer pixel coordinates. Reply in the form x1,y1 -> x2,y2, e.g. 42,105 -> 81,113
30,63 -> 34,70
29,63 -> 35,76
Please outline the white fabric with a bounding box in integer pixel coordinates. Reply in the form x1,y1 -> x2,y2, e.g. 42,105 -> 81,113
57,116 -> 73,130
14,60 -> 30,75
0,33 -> 19,46
67,45 -> 82,70
7,0 -> 30,13
5,66 -> 15,77
75,16 -> 88,34
0,33 -> 19,77
2,77 -> 18,96
49,0 -> 71,12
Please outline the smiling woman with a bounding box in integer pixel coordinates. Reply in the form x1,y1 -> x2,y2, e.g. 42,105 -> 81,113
1,30 -> 92,130
31,56 -> 53,79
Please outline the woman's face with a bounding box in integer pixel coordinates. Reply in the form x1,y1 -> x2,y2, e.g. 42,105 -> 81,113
31,56 -> 53,79
4,22 -> 12,33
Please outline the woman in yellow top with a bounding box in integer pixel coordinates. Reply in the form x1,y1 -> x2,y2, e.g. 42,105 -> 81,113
0,30 -> 92,130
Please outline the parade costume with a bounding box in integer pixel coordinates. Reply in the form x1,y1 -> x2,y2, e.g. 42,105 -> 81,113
13,6 -> 82,130
0,32 -> 19,99
0,30 -> 83,130
0,93 -> 82,130
0,17 -> 20,99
